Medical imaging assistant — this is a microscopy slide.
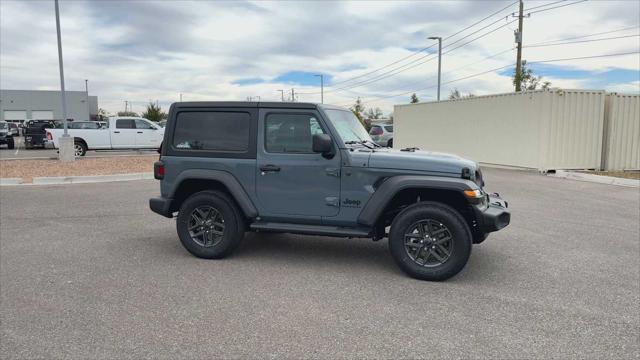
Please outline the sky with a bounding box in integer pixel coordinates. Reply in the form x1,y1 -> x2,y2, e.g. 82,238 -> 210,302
1,0 -> 639,115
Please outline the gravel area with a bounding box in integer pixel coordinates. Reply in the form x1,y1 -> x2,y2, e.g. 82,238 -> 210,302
0,156 -> 156,183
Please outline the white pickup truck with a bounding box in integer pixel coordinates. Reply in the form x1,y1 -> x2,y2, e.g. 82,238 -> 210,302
47,117 -> 164,156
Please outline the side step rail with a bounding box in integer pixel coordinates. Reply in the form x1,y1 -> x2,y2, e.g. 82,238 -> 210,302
250,222 -> 371,238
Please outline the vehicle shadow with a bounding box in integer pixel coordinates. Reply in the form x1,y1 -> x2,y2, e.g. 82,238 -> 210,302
234,232 -> 400,275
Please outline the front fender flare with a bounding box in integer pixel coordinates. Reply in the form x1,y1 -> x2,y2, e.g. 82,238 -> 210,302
357,175 -> 478,227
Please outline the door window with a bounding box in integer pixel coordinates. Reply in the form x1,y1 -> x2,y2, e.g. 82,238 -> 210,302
265,114 -> 325,153
134,119 -> 154,129
116,119 -> 135,129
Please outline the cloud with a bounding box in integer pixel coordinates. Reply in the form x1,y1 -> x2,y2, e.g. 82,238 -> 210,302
1,0 -> 638,115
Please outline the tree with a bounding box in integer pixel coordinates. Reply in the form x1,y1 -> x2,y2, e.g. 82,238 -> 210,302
350,97 -> 367,128
365,107 -> 383,120
117,111 -> 138,117
410,93 -> 419,103
449,88 -> 475,100
141,102 -> 166,122
513,60 -> 551,91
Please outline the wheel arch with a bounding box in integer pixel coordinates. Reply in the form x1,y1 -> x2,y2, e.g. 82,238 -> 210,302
358,175 -> 480,230
168,169 -> 258,219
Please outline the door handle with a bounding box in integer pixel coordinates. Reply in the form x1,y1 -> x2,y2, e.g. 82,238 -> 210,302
137,131 -> 143,134
259,165 -> 281,174
114,131 -> 120,133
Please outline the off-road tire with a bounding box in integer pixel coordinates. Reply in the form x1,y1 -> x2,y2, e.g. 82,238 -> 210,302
389,201 -> 472,281
387,138 -> 393,148
6,138 -> 14,150
176,190 -> 244,259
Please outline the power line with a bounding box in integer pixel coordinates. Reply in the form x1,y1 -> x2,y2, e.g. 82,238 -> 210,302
525,34 -> 640,48
339,50 -> 639,107
302,18 -> 517,96
302,0 -> 519,90
528,25 -> 639,46
527,0 -> 588,15
523,0 -> 567,12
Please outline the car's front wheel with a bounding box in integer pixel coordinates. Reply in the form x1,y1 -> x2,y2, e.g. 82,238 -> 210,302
176,190 -> 244,259
388,201 -> 472,281
6,138 -> 14,150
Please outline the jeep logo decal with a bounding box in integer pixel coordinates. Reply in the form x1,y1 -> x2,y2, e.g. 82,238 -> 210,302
342,198 -> 361,208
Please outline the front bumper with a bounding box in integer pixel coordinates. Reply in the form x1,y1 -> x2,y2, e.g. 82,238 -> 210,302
149,197 -> 174,218
475,193 -> 510,233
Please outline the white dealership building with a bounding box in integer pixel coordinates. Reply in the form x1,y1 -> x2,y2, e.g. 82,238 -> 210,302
0,89 -> 98,124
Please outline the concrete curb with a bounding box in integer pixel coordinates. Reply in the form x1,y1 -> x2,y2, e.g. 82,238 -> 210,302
0,178 -> 22,185
550,170 -> 639,187
0,173 -> 154,186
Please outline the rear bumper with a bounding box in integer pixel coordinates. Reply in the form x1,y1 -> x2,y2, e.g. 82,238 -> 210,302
475,193 -> 510,233
149,197 -> 174,218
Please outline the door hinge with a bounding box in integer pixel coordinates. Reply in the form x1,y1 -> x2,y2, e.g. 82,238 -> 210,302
325,196 -> 340,207
326,168 -> 340,177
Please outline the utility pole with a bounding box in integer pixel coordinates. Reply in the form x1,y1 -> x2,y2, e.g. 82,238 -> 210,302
314,74 -> 324,103
124,100 -> 128,113
290,88 -> 295,102
277,89 -> 284,101
85,79 -> 90,120
54,0 -> 74,161
515,0 -> 524,92
428,36 -> 442,101
180,93 -> 183,102
54,0 -> 68,137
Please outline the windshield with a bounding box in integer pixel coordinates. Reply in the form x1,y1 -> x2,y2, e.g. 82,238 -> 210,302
0,123 -> 7,130
323,109 -> 373,145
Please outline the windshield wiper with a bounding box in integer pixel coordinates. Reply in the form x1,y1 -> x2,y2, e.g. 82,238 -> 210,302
345,140 -> 375,149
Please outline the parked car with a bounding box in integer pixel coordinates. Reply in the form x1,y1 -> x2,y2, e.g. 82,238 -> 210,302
46,117 -> 164,156
0,121 -> 15,149
369,123 -> 393,147
149,101 -> 510,281
8,123 -> 19,137
158,120 -> 167,127
24,120 -> 58,149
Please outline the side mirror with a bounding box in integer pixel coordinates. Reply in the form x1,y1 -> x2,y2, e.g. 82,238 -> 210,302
312,133 -> 333,155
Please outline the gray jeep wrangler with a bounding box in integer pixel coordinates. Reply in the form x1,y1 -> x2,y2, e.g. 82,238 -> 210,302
150,102 -> 510,281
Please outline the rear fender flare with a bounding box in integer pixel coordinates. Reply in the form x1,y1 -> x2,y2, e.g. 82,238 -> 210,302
170,169 -> 258,218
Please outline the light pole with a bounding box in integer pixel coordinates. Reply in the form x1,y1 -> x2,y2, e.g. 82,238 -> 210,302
428,36 -> 442,101
277,89 -> 284,101
85,79 -> 90,120
180,93 -> 183,102
55,0 -> 74,161
314,74 -> 324,104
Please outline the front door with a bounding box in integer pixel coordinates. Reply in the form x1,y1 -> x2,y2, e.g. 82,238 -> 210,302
112,119 -> 137,148
134,119 -> 161,148
256,109 -> 341,218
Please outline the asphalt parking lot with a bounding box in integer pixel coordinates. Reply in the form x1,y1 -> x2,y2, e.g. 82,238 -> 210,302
0,136 -> 157,160
1,168 -> 638,358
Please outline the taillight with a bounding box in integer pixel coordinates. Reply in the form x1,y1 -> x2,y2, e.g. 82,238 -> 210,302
47,132 -> 52,140
370,127 -> 383,135
154,161 -> 165,180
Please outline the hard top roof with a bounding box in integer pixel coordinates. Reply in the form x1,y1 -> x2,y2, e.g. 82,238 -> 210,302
173,101 -> 348,111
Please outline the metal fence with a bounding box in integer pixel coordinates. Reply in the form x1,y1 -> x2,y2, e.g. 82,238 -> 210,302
394,88 -> 635,171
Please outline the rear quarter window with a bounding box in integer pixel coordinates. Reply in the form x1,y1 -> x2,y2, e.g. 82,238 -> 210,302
384,125 -> 394,133
172,111 -> 250,152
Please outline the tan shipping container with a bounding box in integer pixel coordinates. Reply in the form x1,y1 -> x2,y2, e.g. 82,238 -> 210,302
603,93 -> 640,171
394,89 -> 606,171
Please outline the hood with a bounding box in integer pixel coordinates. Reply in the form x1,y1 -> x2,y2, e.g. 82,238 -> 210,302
367,148 -> 478,175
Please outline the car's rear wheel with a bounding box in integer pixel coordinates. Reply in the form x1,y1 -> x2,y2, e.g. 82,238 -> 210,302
74,141 -> 87,157
176,190 -> 244,259
388,201 -> 472,281
6,138 -> 14,150
387,138 -> 393,148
